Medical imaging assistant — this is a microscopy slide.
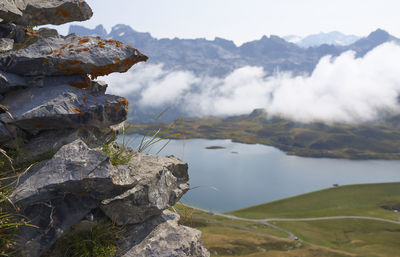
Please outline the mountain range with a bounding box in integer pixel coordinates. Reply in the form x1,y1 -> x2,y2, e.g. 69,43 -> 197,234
69,25 -> 400,77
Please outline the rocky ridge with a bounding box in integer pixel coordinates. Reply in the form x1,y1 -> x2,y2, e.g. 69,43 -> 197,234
70,24 -> 400,77
0,1 -> 209,256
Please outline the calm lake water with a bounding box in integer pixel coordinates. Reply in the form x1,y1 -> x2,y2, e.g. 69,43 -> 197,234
121,135 -> 400,212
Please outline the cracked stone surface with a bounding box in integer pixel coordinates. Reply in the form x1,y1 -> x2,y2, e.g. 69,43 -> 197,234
0,33 -> 148,76
117,211 -> 210,257
0,37 -> 14,51
0,79 -> 128,133
16,194 -> 98,257
0,70 -> 27,93
0,0 -> 93,26
10,139 -> 192,255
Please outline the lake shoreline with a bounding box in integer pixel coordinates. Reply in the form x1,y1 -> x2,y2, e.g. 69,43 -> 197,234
126,116 -> 400,160
120,135 -> 400,212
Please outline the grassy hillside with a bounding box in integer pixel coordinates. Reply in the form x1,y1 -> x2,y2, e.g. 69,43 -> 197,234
126,111 -> 400,159
174,205 -> 354,257
176,203 -> 400,257
230,182 -> 400,220
274,219 -> 400,257
176,182 -> 400,257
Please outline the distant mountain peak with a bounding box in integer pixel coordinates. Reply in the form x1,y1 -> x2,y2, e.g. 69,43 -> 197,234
286,31 -> 360,48
110,24 -> 135,33
68,24 -> 107,37
367,28 -> 391,40
213,37 -> 237,48
349,28 -> 399,55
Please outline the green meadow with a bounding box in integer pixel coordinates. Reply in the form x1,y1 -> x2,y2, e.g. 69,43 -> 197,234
176,182 -> 400,257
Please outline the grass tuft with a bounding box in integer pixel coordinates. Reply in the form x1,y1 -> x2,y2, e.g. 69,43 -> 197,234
101,141 -> 132,166
43,219 -> 125,257
101,124 -> 133,166
0,149 -> 37,256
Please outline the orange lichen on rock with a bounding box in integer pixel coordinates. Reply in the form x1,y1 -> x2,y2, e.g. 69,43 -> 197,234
44,59 -> 49,64
89,55 -> 148,79
116,97 -> 129,111
116,97 -> 129,107
122,97 -> 129,107
66,59 -> 82,65
81,96 -> 87,105
72,47 -> 90,53
54,8 -> 71,17
68,75 -> 91,89
70,107 -> 83,115
126,45 -> 135,50
96,41 -> 106,48
68,67 -> 85,74
69,44 -> 75,49
115,41 -> 122,47
78,38 -> 90,45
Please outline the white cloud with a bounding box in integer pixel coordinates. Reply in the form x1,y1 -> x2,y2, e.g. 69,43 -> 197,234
139,71 -> 199,107
104,42 -> 400,123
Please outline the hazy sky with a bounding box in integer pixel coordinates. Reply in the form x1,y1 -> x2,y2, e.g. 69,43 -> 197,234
55,0 -> 400,45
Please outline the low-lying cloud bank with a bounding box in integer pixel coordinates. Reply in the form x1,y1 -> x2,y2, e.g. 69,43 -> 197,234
104,42 -> 400,123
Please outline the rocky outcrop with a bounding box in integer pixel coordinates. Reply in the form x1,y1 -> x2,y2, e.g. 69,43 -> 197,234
0,33 -> 148,77
0,0 -> 93,26
0,1 -> 208,256
118,211 -> 210,257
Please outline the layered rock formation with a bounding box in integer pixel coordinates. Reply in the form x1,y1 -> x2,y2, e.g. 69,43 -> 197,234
0,1 -> 209,256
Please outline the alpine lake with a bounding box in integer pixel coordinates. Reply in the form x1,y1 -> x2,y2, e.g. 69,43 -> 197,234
119,135 -> 400,212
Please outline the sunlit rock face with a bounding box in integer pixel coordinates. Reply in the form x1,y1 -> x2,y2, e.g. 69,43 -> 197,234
0,0 -> 93,26
0,0 -> 209,256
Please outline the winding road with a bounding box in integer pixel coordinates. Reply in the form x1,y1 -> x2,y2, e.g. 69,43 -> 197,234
186,205 -> 400,240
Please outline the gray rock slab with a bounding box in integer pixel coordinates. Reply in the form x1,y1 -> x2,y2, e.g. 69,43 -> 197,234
0,70 -> 27,93
13,129 -> 79,166
0,38 -> 14,51
101,153 -> 190,225
0,33 -> 148,76
9,139 -> 126,206
88,80 -> 107,94
11,139 -> 189,221
0,0 -> 23,21
16,194 -> 98,257
0,0 -> 93,26
0,78 -> 128,133
0,23 -> 17,38
0,121 -> 12,142
36,27 -> 59,38
117,211 -> 210,257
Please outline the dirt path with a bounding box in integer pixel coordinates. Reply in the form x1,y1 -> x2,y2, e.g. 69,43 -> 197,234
186,205 -> 400,240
